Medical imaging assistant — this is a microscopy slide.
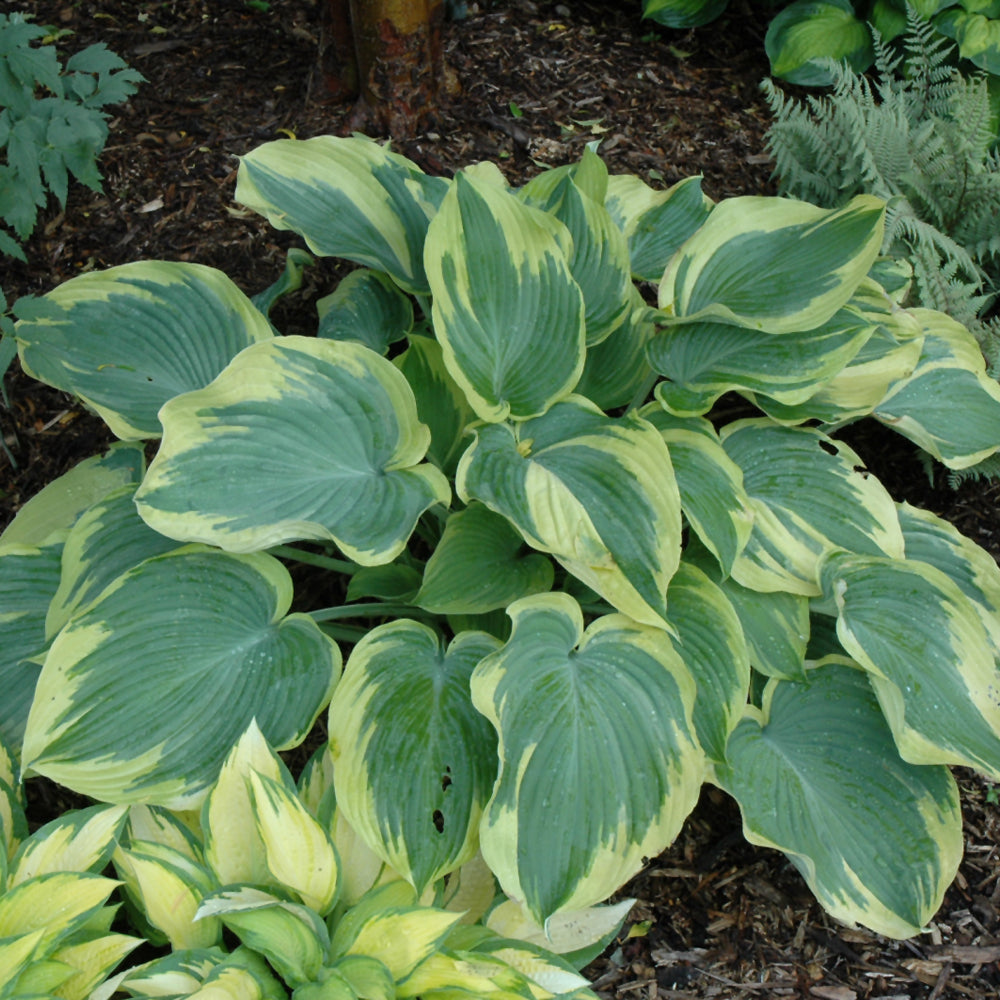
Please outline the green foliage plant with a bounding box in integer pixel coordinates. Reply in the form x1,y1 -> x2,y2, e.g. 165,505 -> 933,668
763,12 -> 1000,381
642,0 -> 1000,99
0,732 -> 140,998
0,11 -> 144,261
94,721 -> 607,1000
4,132 -> 1000,978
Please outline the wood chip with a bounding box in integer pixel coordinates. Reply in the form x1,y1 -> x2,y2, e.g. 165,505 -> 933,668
809,987 -> 856,1000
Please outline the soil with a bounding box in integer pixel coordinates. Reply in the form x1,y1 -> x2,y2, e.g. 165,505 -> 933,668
1,1 -> 999,998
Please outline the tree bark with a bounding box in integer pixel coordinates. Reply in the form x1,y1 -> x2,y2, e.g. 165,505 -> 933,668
319,0 -> 447,140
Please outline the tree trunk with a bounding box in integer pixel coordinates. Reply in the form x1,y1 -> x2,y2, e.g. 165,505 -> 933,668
319,0 -> 447,140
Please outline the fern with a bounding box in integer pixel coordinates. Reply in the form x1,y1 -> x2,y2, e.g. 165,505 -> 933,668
763,6 -> 1000,368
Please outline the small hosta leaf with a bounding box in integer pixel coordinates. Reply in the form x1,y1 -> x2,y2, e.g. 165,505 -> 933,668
416,502 -> 554,615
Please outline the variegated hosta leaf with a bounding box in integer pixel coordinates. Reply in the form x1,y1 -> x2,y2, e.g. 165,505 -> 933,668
665,561 -> 751,765
0,871 -> 120,953
457,397 -> 682,629
471,593 -> 704,924
516,145 -> 608,206
641,406 -> 753,575
0,441 -> 145,549
46,484 -> 180,638
416,503 -> 554,615
317,269 -> 413,355
114,841 -> 222,949
721,419 -> 904,596
658,194 -> 884,333
686,542 -> 810,680
8,803 -> 126,887
197,887 -> 329,988
330,955 -> 396,1000
107,949 -> 225,999
0,539 -> 62,751
934,7 -> 1000,73
394,334 -> 477,478
719,660 -> 961,938
15,262 -> 274,440
395,942 -> 585,999
766,0 -> 874,85
425,171 -> 586,422
329,882 -> 461,982
821,549 -> 1000,780
247,769 -> 340,914
127,805 -> 204,863
519,150 -> 632,346
575,285 -> 655,411
648,304 -> 875,417
898,502 -> 1000,655
23,547 -> 341,808
193,960 -> 275,1000
329,623 -> 501,893
0,930 -> 48,995
873,308 -> 1000,469
252,247 -> 313,318
48,930 -> 142,1000
465,936 -> 597,994
135,336 -> 450,561
604,174 -> 713,280
438,852 -> 496,926
485,896 -> 635,962
754,319 -> 924,425
203,720 -> 291,888
236,134 -> 449,295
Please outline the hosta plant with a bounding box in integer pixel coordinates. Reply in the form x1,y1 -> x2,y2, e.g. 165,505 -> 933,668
763,11 -> 1000,375
0,733 -> 140,999
94,721 -> 606,1000
642,0 -> 1000,102
5,134 -> 1000,951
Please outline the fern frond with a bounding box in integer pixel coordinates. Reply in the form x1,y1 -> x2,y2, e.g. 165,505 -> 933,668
947,451 -> 1000,488
899,5 -> 956,118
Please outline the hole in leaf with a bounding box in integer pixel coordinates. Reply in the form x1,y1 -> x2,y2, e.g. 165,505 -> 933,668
818,439 -> 838,456
433,809 -> 445,833
441,767 -> 452,792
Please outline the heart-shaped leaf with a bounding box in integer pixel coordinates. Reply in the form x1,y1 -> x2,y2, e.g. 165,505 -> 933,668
720,660 -> 961,938
135,336 -> 450,562
457,397 -> 682,629
23,546 -> 341,807
15,262 -> 274,439
472,593 -> 703,923
416,503 -> 554,614
329,624 -> 501,893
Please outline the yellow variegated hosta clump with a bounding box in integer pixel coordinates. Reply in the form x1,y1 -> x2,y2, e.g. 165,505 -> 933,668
0,734 -> 141,1000
104,721 -> 620,1000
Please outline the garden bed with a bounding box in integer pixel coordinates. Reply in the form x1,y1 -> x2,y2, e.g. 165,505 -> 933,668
2,1 -> 998,997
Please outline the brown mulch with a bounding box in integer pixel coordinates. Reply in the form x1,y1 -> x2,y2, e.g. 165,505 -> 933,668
1,1 -> 998,997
